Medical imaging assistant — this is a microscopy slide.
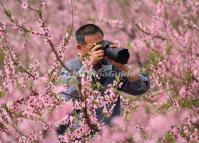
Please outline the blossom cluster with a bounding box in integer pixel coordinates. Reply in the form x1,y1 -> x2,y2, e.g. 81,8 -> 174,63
0,0 -> 198,143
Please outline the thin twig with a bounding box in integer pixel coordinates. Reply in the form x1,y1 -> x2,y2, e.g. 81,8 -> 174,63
182,0 -> 199,32
117,0 -> 166,41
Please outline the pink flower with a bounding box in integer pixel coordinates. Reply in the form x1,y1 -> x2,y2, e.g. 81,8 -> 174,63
148,115 -> 166,130
42,130 -> 58,143
157,91 -> 169,104
179,86 -> 187,98
21,2 -> 28,9
52,85 -> 66,94
156,1 -> 164,16
111,116 -> 125,129
0,88 -> 23,106
19,119 -> 42,136
48,101 -> 73,123
41,2 -> 46,7
144,139 -> 157,143
1,132 -> 15,143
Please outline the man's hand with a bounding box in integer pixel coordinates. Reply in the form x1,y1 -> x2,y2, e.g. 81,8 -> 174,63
105,44 -> 140,81
91,44 -> 104,69
107,57 -> 139,81
106,57 -> 129,72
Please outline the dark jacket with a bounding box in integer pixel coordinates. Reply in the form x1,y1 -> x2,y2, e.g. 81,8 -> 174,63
59,56 -> 150,123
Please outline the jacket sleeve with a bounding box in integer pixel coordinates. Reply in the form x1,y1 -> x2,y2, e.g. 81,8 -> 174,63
117,73 -> 150,96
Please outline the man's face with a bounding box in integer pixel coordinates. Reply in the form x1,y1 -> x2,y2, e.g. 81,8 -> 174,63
78,32 -> 103,57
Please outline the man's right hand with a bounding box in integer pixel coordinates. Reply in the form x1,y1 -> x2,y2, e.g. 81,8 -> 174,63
91,44 -> 104,69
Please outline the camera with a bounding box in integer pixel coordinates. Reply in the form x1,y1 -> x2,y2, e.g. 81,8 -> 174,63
97,40 -> 130,64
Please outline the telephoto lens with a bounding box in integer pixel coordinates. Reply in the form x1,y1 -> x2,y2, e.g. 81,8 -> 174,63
99,40 -> 130,64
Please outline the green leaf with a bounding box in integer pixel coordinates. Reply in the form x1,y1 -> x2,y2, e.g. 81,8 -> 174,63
126,42 -> 133,49
0,49 -> 5,68
192,99 -> 199,107
183,71 -> 192,85
23,29 -> 30,38
164,10 -> 169,20
180,98 -> 193,108
4,9 -> 12,18
165,42 -> 172,54
191,141 -> 199,143
69,76 -> 79,85
148,51 -> 161,66
165,132 -> 176,143
152,0 -> 159,4
159,102 -> 171,112
94,82 -> 103,90
171,18 -> 180,31
0,90 -> 5,98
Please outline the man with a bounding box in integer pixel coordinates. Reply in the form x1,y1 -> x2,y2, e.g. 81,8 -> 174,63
57,24 -> 150,134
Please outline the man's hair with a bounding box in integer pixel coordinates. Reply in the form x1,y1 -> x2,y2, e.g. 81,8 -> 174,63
75,24 -> 104,45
